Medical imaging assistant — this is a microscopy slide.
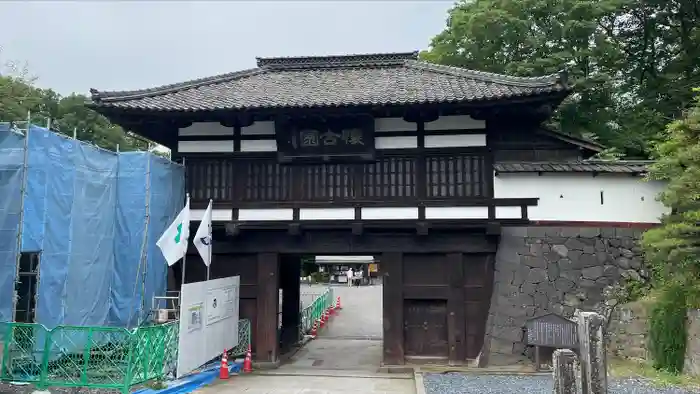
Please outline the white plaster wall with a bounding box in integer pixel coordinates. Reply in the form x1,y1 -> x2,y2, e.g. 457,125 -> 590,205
494,173 -> 669,223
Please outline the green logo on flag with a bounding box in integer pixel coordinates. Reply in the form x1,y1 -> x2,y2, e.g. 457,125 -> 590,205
174,223 -> 183,243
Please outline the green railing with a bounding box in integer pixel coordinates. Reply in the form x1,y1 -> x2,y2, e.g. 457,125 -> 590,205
0,319 -> 252,393
299,287 -> 334,336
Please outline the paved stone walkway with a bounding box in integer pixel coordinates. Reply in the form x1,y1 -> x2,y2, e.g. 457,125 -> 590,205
280,284 -> 383,372
198,374 -> 414,394
201,285 -> 413,393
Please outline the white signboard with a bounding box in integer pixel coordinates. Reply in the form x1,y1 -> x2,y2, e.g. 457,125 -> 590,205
177,276 -> 240,377
206,285 -> 236,325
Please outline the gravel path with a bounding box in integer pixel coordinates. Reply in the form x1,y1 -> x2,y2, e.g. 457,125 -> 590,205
423,373 -> 700,394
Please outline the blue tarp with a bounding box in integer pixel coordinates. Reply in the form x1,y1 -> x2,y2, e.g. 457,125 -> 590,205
0,124 -> 185,328
0,125 -> 25,323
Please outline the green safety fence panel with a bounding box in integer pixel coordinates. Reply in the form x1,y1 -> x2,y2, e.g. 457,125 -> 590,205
298,287 -> 335,338
0,319 -> 252,393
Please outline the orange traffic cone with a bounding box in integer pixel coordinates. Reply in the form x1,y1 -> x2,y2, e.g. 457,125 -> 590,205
324,310 -> 330,323
335,296 -> 341,310
310,320 -> 318,338
219,349 -> 229,379
329,305 -> 335,316
243,345 -> 253,373
319,316 -> 325,328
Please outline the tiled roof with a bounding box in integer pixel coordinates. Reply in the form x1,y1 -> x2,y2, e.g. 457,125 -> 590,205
88,52 -> 570,112
494,161 -> 652,174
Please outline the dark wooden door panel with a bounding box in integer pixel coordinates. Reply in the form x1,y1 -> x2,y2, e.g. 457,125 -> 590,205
463,254 -> 494,359
404,299 -> 449,358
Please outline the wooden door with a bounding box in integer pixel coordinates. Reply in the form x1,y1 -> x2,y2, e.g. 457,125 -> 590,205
403,299 -> 449,358
463,254 -> 494,359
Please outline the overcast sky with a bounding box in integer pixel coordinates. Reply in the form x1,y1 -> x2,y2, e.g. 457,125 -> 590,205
0,1 -> 453,96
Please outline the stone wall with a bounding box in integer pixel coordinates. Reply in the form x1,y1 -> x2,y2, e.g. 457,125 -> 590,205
607,300 -> 648,360
482,226 -> 646,365
606,306 -> 700,377
684,310 -> 700,376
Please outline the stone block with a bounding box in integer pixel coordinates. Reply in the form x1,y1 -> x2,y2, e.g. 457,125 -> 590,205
684,309 -> 700,376
554,278 -> 576,292
490,338 -> 516,354
576,311 -> 608,394
491,325 -> 524,342
523,255 -> 547,268
565,238 -> 587,251
582,266 -> 604,280
502,226 -> 528,237
527,226 -> 549,238
579,227 -> 602,238
553,349 -> 582,394
615,228 -> 636,238
548,262 -> 561,280
553,244 -> 569,257
577,253 -> 599,269
528,267 -> 548,283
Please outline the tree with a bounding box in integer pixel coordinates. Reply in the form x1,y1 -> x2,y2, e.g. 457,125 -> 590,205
640,91 -> 700,373
642,90 -> 700,288
0,74 -> 146,152
422,0 -> 700,158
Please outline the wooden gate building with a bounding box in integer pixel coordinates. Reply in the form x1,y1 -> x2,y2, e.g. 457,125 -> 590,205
88,52 -> 655,366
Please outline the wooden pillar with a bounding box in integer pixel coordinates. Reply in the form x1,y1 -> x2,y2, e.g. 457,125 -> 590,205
255,252 -> 279,366
280,255 -> 301,352
382,252 -> 404,365
447,252 -> 466,362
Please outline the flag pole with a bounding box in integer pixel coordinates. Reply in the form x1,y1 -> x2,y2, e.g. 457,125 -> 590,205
181,193 -> 189,290
206,199 -> 213,281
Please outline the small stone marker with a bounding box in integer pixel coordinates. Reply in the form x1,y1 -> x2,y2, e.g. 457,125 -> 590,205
552,349 -> 582,394
576,311 -> 608,394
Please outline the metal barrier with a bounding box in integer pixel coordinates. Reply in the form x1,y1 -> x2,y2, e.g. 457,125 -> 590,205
0,319 -> 252,393
299,287 -> 334,337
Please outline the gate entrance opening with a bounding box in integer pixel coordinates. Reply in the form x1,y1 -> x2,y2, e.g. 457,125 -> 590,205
176,227 -> 498,368
279,254 -> 383,372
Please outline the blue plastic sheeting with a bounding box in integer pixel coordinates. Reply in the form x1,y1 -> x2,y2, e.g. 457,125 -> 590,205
112,152 -> 185,327
132,362 -> 242,394
26,126 -> 119,328
0,124 -> 185,329
0,124 -> 25,322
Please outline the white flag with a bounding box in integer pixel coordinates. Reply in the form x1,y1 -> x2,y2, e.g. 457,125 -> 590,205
156,196 -> 190,266
193,199 -> 213,267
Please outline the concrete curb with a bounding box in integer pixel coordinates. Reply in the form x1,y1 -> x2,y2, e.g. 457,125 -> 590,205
416,368 -> 552,377
413,372 -> 426,394
255,369 -> 413,379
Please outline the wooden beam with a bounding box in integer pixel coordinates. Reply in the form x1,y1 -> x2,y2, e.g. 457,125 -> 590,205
255,252 -> 279,365
382,252 -> 404,365
218,229 -> 498,254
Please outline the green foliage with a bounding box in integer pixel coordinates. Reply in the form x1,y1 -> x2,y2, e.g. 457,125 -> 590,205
642,92 -> 700,289
648,283 -> 688,373
422,0 -> 700,158
0,74 -> 147,152
641,91 -> 700,373
309,271 -> 330,284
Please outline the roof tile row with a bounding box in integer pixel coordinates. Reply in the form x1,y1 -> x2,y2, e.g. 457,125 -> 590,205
89,52 -> 570,112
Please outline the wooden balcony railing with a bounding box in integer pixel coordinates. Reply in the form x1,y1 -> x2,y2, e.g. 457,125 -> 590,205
185,152 -> 490,207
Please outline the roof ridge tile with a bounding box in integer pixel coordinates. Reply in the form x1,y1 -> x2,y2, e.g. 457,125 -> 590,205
406,60 -> 568,88
91,68 -> 265,102
256,52 -> 418,68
